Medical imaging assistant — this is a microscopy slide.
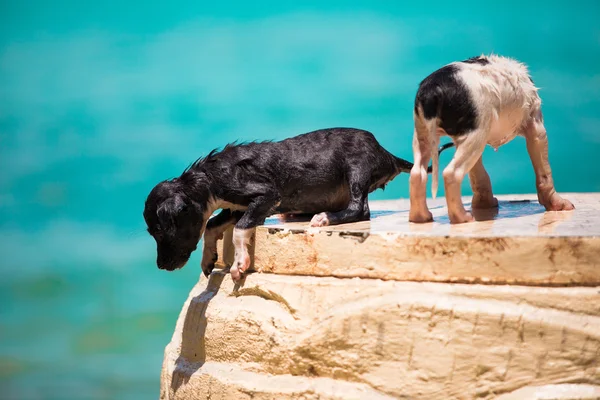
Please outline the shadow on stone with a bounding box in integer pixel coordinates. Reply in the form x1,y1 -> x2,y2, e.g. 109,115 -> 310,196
171,271 -> 227,394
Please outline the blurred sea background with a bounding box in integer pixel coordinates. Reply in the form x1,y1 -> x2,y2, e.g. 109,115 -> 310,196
1,0 -> 599,398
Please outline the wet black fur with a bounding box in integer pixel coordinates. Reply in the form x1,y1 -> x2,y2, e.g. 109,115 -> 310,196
144,127 -> 452,271
414,55 -> 490,136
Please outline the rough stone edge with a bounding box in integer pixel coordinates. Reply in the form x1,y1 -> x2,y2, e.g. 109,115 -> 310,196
250,231 -> 600,286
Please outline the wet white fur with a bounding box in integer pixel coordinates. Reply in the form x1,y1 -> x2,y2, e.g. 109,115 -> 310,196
429,54 -> 541,197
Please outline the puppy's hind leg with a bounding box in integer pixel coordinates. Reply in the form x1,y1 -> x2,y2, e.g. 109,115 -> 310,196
310,169 -> 370,227
443,130 -> 488,224
523,108 -> 574,211
201,209 -> 243,277
469,156 -> 498,209
409,113 -> 434,223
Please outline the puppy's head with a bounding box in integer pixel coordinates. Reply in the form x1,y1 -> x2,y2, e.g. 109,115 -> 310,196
143,180 -> 206,271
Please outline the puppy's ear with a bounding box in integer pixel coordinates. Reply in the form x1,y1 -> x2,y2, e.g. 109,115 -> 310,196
157,195 -> 187,233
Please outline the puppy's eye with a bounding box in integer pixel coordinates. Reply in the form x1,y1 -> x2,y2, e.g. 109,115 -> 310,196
147,225 -> 162,237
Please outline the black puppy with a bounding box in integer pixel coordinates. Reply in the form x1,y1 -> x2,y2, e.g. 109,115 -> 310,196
144,128 -> 451,281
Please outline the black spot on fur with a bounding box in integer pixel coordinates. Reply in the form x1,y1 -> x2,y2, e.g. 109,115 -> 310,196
462,56 -> 490,65
414,64 -> 478,136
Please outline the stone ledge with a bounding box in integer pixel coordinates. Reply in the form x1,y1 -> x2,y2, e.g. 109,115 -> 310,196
240,193 -> 599,286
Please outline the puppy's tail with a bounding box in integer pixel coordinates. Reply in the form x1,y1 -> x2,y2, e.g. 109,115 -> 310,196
428,124 -> 455,199
429,120 -> 440,198
392,142 -> 455,176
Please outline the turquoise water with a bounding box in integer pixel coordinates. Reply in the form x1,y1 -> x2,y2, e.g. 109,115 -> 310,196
1,1 -> 599,398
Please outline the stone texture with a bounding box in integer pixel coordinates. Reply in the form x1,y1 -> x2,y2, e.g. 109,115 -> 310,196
160,193 -> 600,400
256,194 -> 600,286
161,273 -> 600,400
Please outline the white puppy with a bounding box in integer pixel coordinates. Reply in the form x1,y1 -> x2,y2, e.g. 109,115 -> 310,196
409,54 -> 574,224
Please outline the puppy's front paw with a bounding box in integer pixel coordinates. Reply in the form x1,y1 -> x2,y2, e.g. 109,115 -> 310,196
542,193 -> 575,212
310,212 -> 330,227
201,251 -> 218,277
230,252 -> 251,282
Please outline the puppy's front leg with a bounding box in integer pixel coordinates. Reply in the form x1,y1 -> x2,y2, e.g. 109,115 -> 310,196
201,210 -> 243,277
523,109 -> 574,211
231,227 -> 255,281
231,195 -> 280,281
443,130 -> 487,224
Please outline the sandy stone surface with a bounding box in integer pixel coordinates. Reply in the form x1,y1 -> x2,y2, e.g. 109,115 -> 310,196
160,272 -> 600,399
256,194 -> 600,286
160,194 -> 600,399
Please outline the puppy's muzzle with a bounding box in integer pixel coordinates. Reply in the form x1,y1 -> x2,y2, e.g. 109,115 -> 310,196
157,253 -> 192,271
158,262 -> 185,271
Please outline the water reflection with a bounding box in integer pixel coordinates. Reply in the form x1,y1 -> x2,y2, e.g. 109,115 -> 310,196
268,197 -> 586,237
436,200 -> 545,225
537,210 -> 574,234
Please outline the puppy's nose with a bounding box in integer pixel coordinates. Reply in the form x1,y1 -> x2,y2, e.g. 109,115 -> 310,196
157,258 -> 171,270
158,264 -> 176,271
157,259 -> 180,271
